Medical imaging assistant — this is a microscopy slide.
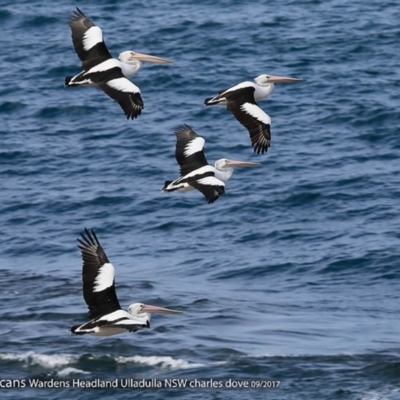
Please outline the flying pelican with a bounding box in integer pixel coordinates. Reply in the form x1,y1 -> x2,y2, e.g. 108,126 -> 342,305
162,125 -> 260,203
204,74 -> 302,154
65,7 -> 172,119
71,228 -> 182,336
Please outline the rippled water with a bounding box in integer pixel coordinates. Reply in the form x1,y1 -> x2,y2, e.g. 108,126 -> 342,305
1,0 -> 399,399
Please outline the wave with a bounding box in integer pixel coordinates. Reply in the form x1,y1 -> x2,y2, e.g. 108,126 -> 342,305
360,388 -> 400,400
0,351 -> 205,373
0,351 -> 75,368
115,355 -> 204,370
57,367 -> 91,378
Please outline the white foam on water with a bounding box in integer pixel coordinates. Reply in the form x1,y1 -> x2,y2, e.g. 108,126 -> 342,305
0,352 -> 225,372
116,355 -> 205,370
361,388 -> 400,400
213,361 -> 229,366
57,367 -> 90,377
0,351 -> 76,368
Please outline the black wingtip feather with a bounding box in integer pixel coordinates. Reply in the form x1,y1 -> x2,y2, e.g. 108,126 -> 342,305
64,76 -> 73,86
162,181 -> 173,191
70,325 -> 85,335
74,7 -> 86,18
77,228 -> 99,250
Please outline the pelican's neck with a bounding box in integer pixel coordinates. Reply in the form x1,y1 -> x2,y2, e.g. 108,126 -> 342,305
127,307 -> 150,323
255,82 -> 274,100
214,165 -> 234,182
119,60 -> 142,78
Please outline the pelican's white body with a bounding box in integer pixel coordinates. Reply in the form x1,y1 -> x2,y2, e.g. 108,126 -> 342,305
71,304 -> 152,337
165,160 -> 234,193
68,54 -> 142,87
207,75 -> 276,106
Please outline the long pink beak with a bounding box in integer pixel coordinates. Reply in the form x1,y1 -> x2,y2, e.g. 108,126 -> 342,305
226,160 -> 261,168
132,52 -> 173,64
142,304 -> 182,314
268,75 -> 302,83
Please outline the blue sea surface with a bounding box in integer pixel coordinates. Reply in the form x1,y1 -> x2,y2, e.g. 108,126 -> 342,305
0,0 -> 399,399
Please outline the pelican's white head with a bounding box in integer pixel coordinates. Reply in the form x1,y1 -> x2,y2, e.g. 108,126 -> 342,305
214,158 -> 230,171
118,51 -> 172,78
214,158 -> 260,182
254,74 -> 302,96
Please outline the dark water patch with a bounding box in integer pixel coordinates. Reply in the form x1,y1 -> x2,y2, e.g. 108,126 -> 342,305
359,125 -> 400,151
362,355 -> 400,379
34,106 -> 99,119
282,190 -> 322,207
79,130 -> 124,142
141,220 -> 189,233
187,298 -> 212,307
0,9 -> 12,20
28,194 -> 135,215
0,150 -> 32,161
1,310 -> 72,322
210,263 -> 295,281
20,15 -> 58,27
2,165 -> 51,177
350,106 -> 400,129
318,251 -> 399,279
0,101 -> 27,113
1,201 -> 40,214
48,65 -> 81,76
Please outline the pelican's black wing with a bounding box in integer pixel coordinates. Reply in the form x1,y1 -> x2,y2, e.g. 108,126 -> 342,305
174,125 -> 209,177
69,7 -> 113,69
77,228 -> 121,318
225,87 -> 271,154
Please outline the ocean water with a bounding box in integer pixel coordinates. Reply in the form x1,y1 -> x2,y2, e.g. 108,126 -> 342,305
1,0 -> 399,398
